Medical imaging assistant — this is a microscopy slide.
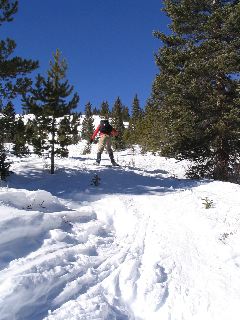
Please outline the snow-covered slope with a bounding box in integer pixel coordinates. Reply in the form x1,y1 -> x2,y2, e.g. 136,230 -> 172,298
0,143 -> 240,320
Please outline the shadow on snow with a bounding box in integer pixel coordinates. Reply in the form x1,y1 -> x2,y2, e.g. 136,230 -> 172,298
8,163 -> 205,201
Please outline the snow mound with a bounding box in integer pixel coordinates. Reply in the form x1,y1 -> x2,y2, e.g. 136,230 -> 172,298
0,189 -> 66,212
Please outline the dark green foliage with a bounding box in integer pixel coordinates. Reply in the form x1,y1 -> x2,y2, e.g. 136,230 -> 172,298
0,0 -> 17,25
56,114 -> 80,154
0,116 -> 11,179
122,106 -> 130,122
0,1 -> 38,109
22,49 -> 79,173
92,107 -> 100,115
0,0 -> 37,179
70,113 -> 80,144
150,0 -> 240,181
0,144 -> 11,180
111,97 -> 126,150
131,95 -> 143,120
12,116 -> 29,156
25,118 -> 48,156
1,101 -> 15,142
125,95 -> 143,146
81,102 -> 94,142
100,101 -> 110,119
139,99 -> 164,153
57,116 -> 73,157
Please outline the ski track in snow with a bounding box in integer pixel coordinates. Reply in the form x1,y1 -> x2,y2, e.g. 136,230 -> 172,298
0,147 -> 240,320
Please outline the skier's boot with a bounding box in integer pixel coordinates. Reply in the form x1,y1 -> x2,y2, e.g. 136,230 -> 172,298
109,151 -> 119,166
111,161 -> 120,166
95,152 -> 101,165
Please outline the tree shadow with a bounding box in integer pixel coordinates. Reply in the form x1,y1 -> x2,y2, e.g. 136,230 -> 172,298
70,156 -> 95,161
8,163 -> 206,202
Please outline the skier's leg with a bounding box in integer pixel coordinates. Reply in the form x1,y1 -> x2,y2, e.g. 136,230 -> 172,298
96,135 -> 107,164
96,152 -> 101,164
106,137 -> 118,165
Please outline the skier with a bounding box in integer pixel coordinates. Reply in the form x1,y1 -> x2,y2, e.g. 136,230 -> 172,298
90,119 -> 119,166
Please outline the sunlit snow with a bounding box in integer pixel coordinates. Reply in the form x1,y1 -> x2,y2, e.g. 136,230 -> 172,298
0,140 -> 240,320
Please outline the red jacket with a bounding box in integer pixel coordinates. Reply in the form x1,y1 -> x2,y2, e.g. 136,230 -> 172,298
91,125 -> 118,141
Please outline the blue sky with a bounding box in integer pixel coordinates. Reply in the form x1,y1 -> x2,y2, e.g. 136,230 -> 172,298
2,0 -> 169,113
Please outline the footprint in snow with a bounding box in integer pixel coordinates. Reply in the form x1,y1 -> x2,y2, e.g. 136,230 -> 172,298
145,263 -> 169,312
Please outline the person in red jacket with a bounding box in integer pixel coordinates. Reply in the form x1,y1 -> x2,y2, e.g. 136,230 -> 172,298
90,119 -> 119,166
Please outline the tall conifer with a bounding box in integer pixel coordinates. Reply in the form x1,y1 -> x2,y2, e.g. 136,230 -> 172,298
1,101 -> 15,142
126,95 -> 143,146
111,97 -> 126,150
151,0 -> 240,181
22,49 -> 79,173
81,102 -> 94,141
12,116 -> 29,156
100,101 -> 110,119
122,106 -> 130,122
70,113 -> 80,144
81,102 -> 94,154
0,1 -> 38,109
0,0 -> 38,179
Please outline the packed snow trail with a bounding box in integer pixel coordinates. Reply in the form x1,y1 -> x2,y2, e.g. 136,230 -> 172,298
0,148 -> 240,320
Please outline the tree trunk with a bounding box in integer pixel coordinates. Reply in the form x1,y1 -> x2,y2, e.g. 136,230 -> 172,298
50,118 -> 55,174
214,139 -> 230,181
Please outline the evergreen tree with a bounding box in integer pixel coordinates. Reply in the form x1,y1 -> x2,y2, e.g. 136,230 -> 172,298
111,97 -> 126,150
140,97 -> 164,153
57,116 -> 73,157
81,102 -> 94,141
22,49 -> 79,173
25,118 -> 48,156
0,143 -> 11,180
70,113 -> 80,144
0,0 -> 38,179
122,105 -> 130,122
100,101 -> 110,119
1,101 -> 15,142
125,95 -> 143,146
0,1 -> 38,109
12,116 -> 29,156
151,0 -> 240,181
132,95 -> 142,120
92,107 -> 99,115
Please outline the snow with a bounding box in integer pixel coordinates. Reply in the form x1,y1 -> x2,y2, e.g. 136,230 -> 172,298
0,141 -> 240,320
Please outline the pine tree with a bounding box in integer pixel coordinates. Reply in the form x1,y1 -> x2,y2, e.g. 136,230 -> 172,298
126,95 -> 143,146
12,116 -> 29,156
25,118 -> 48,156
58,117 -> 71,156
111,97 -> 126,150
139,97 -> 164,153
22,49 -> 79,173
0,1 -> 38,109
100,101 -> 110,119
0,0 -> 38,179
1,101 -> 15,142
122,105 -> 130,122
81,102 -> 94,154
151,0 -> 240,181
81,102 -> 94,141
70,113 -> 80,144
92,107 -> 100,115
0,143 -> 11,180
